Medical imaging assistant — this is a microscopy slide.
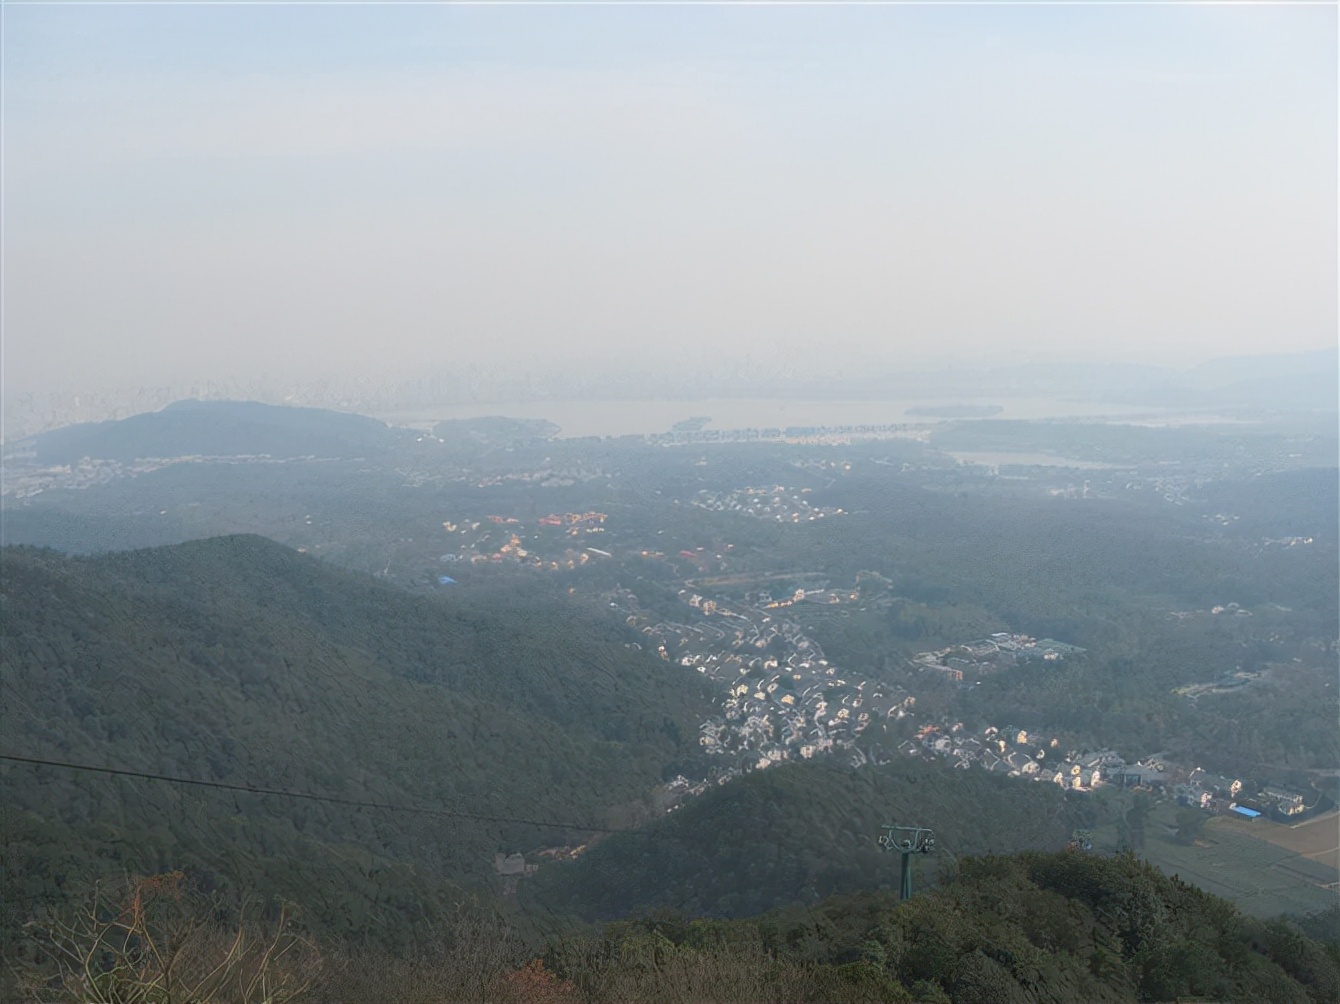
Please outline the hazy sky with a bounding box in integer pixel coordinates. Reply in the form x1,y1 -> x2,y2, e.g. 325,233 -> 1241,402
4,2 -> 1336,394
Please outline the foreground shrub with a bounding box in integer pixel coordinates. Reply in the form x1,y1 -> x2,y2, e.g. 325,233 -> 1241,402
16,871 -> 320,1004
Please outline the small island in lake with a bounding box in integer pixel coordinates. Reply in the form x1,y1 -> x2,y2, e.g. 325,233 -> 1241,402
671,415 -> 712,432
905,403 -> 1005,418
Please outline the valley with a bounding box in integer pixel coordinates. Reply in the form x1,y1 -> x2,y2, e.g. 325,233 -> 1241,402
2,398 -> 1336,1001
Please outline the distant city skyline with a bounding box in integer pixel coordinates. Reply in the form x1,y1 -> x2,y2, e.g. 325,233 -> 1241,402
4,3 -> 1335,399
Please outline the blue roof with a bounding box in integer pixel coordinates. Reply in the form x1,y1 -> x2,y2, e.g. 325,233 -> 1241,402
1231,805 -> 1260,818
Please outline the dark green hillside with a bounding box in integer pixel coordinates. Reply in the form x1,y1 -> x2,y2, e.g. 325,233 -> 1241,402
13,849 -> 1336,1003
0,536 -> 711,942
567,851 -> 1339,1004
88,535 -> 711,739
528,757 -> 1076,921
21,399 -> 405,463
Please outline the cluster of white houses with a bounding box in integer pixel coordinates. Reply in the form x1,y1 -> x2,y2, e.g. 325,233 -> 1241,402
1175,769 -> 1312,819
912,634 -> 1087,684
905,723 -> 1317,820
903,724 -> 1167,792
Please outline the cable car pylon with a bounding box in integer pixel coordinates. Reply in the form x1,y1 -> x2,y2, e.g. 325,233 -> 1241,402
879,824 -> 935,900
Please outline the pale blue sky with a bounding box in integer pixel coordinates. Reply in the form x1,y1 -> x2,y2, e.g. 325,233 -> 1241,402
4,2 -> 1335,392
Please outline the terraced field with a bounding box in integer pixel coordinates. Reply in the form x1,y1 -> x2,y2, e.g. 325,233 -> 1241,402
1096,803 -> 1339,918
1216,810 -> 1339,870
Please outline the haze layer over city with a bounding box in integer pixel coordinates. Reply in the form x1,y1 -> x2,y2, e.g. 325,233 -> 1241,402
2,5 -> 1337,1004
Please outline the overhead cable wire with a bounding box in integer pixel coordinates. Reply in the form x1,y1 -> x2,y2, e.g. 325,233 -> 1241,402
0,752 -> 622,834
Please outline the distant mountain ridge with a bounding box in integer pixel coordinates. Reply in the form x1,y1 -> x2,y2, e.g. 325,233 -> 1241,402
1117,347 -> 1338,411
15,399 -> 407,463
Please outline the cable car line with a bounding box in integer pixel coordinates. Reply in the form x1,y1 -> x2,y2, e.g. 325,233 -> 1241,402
0,752 -> 623,834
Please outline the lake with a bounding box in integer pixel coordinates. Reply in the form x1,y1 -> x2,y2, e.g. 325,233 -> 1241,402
370,396 -> 1191,439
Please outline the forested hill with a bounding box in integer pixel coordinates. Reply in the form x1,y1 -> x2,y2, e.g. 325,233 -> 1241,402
15,399 -> 405,463
528,756 -> 1077,921
0,535 -> 712,941
577,851 -> 1340,1004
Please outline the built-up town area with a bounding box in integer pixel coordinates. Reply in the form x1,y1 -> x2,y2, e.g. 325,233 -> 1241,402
606,570 -> 1316,827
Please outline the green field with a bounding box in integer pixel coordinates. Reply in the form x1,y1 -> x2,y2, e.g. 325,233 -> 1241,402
1095,802 -> 1339,918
